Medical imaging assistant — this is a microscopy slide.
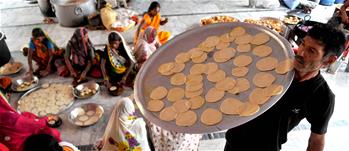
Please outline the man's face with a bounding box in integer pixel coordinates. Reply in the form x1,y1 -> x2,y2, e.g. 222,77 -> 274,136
294,36 -> 326,73
110,40 -> 121,49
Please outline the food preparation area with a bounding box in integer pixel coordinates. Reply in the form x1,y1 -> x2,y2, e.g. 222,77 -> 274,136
1,0 -> 348,150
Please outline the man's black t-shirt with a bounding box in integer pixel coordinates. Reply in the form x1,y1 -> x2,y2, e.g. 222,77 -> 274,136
225,73 -> 335,151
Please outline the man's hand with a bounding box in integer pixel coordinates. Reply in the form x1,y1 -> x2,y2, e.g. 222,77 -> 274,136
307,132 -> 325,151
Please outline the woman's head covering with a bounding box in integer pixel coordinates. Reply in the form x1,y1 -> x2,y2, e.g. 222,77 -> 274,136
67,27 -> 95,66
100,97 -> 150,151
108,32 -> 136,63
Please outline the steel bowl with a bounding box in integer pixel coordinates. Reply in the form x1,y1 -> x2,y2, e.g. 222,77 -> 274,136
11,76 -> 39,92
68,103 -> 104,127
73,81 -> 100,99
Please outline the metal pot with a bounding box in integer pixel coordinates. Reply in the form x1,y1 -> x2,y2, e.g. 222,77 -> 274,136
38,0 -> 56,17
51,0 -> 97,27
0,32 -> 11,67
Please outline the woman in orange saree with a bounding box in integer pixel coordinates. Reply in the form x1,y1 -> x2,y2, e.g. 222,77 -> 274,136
134,1 -> 170,45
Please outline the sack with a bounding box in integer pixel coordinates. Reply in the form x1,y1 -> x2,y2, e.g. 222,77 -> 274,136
256,0 -> 280,9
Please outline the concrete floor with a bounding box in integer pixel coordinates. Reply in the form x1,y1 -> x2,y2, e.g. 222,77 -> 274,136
1,0 -> 349,150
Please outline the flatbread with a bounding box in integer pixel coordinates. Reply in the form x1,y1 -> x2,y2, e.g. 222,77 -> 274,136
249,88 -> 271,105
150,86 -> 168,100
239,102 -> 260,116
185,82 -> 203,92
235,34 -> 253,44
170,73 -> 187,86
189,48 -> 204,59
228,78 -> 250,94
158,62 -> 175,75
237,44 -> 251,52
147,100 -> 165,112
251,33 -> 270,45
159,107 -> 177,121
190,64 -> 207,75
252,45 -> 272,57
256,57 -> 278,71
185,88 -> 203,98
252,72 -> 276,87
187,74 -> 203,82
84,115 -> 99,125
202,36 -> 220,48
201,108 -> 222,126
74,121 -> 84,126
265,84 -> 284,96
205,62 -> 219,74
207,70 -> 226,82
176,110 -> 197,127
86,110 -> 95,116
216,42 -> 230,49
167,87 -> 185,102
171,63 -> 186,73
175,52 -> 190,63
78,115 -> 89,122
233,55 -> 253,67
220,98 -> 245,115
205,88 -> 225,103
213,47 -> 236,63
172,100 -> 191,113
220,33 -> 232,42
192,52 -> 208,63
231,67 -> 249,77
275,58 -> 294,74
230,26 -> 246,38
215,77 -> 236,91
188,96 -> 205,109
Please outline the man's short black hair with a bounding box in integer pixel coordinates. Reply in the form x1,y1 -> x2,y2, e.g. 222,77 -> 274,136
32,28 -> 45,38
108,32 -> 122,43
23,134 -> 63,151
148,1 -> 160,12
307,23 -> 346,57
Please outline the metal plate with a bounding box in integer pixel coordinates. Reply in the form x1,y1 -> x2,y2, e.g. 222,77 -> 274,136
16,83 -> 75,117
11,76 -> 39,92
68,103 -> 104,127
0,62 -> 23,76
73,81 -> 100,99
134,22 -> 294,134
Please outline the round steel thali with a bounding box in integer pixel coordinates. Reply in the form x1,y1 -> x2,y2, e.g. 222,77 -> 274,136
134,22 -> 295,134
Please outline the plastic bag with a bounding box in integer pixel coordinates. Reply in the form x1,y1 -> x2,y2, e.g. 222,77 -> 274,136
283,0 -> 300,9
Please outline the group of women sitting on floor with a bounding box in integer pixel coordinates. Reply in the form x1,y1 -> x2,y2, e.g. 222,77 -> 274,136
0,1 -> 203,151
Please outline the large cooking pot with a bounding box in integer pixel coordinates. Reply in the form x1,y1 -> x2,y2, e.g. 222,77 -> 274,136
0,32 -> 11,67
51,0 -> 97,27
38,0 -> 56,17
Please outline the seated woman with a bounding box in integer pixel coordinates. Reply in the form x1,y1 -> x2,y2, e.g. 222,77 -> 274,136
134,1 -> 170,45
134,26 -> 160,70
95,97 -> 151,151
25,28 -> 68,78
101,32 -> 134,94
0,87 -> 61,151
65,28 -> 102,86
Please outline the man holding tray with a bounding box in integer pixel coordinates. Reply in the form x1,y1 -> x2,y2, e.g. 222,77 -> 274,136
225,24 -> 346,151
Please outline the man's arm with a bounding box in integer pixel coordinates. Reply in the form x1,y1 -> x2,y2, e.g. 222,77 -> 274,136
306,132 -> 325,151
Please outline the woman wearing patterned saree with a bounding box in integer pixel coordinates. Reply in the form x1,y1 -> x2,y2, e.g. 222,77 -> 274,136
65,28 -> 102,85
101,32 -> 134,92
96,97 -> 151,151
26,28 -> 68,78
134,1 -> 170,45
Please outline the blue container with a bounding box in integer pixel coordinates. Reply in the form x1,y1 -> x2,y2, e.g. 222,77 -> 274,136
320,0 -> 335,6
335,0 -> 344,4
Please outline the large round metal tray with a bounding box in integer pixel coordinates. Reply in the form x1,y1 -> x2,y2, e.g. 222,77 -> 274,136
134,22 -> 294,134
16,83 -> 75,117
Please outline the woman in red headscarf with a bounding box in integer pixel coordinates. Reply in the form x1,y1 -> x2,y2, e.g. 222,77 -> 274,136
0,89 -> 61,151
